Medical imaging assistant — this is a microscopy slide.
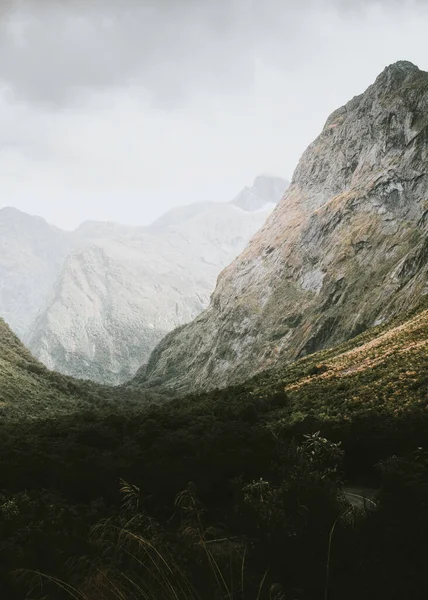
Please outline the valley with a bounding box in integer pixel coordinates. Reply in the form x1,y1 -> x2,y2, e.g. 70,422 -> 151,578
1,175 -> 287,385
1,59 -> 428,600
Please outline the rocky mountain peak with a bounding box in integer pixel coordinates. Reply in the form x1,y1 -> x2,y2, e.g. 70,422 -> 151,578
252,174 -> 288,197
294,60 -> 427,207
136,61 -> 428,395
371,60 -> 422,95
378,59 -> 420,79
231,175 -> 289,211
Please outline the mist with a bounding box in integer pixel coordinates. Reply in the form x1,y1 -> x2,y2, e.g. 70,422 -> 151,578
0,0 -> 427,228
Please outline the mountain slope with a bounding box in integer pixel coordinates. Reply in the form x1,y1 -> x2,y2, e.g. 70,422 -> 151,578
130,295 -> 428,419
1,281 -> 428,600
137,61 -> 428,394
0,208 -> 73,338
27,176 -> 288,384
2,291 -> 428,425
238,298 -> 428,422
0,318 -> 106,419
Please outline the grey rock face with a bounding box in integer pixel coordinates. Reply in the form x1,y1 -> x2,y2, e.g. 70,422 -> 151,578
136,61 -> 428,395
25,176 -> 287,384
0,208 -> 73,338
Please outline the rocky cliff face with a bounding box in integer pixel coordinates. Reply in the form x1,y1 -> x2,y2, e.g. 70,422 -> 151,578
137,61 -> 428,395
26,176 -> 287,384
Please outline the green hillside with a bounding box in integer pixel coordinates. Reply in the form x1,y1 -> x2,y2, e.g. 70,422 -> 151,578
0,317 -> 109,418
1,305 -> 428,599
132,295 -> 428,428
235,297 -> 428,421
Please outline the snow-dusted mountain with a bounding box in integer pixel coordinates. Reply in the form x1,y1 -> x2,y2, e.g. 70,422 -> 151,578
11,175 -> 288,384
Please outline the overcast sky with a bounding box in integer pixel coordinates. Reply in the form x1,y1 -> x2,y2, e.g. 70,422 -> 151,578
0,0 -> 427,229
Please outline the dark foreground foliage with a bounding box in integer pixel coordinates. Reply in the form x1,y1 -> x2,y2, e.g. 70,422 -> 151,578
2,305 -> 428,598
1,394 -> 428,600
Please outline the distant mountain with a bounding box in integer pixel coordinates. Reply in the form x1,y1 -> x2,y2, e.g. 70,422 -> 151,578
0,208 -> 73,338
21,176 -> 288,384
231,175 -> 287,211
136,61 -> 428,395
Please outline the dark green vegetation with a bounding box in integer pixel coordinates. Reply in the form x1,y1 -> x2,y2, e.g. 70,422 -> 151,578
0,318 -> 109,418
1,303 -> 428,599
0,318 -> 160,419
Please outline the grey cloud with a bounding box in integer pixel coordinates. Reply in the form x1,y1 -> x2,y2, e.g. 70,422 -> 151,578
0,0 -> 427,230
0,0 -> 425,107
0,0 -> 261,106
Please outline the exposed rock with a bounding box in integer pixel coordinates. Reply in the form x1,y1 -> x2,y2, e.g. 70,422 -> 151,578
0,208 -> 73,338
25,176 -> 288,384
136,61 -> 428,395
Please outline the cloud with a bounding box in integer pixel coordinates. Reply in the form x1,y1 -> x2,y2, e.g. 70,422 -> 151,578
0,0 -> 260,106
0,0 -> 424,108
0,0 -> 427,229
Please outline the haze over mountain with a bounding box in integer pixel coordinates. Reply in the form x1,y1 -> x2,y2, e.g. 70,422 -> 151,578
0,175 -> 288,385
2,0 -> 428,593
137,61 -> 428,395
0,208 -> 74,338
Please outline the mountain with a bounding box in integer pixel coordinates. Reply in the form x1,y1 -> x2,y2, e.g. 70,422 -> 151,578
26,176 -> 288,384
136,61 -> 428,395
3,285 -> 427,422
231,174 -> 288,211
0,207 -> 73,338
229,297 -> 428,422
128,293 -> 428,422
0,317 -> 106,419
2,63 -> 428,600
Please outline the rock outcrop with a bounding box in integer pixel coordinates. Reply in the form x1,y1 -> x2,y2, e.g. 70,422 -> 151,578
136,61 -> 428,394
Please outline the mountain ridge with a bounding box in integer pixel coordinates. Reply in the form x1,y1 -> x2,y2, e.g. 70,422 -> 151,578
21,175 -> 288,384
0,207 -> 74,338
136,60 -> 428,394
